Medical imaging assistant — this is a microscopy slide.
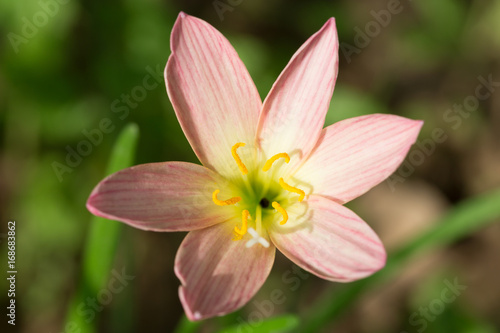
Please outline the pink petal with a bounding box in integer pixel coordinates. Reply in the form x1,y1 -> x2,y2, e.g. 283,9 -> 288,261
86,162 -> 237,231
269,195 -> 386,282
175,221 -> 275,320
294,114 -> 423,204
166,13 -> 262,178
256,18 -> 338,169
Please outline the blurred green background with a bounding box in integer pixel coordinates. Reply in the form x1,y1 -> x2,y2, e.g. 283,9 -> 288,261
1,0 -> 500,332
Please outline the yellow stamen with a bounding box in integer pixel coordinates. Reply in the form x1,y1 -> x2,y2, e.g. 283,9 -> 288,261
233,210 -> 250,240
279,178 -> 305,202
212,189 -> 241,206
231,142 -> 248,175
272,202 -> 288,225
262,153 -> 290,172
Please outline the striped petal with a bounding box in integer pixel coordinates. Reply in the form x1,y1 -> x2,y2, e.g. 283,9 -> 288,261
294,114 -> 423,204
175,221 -> 275,320
256,18 -> 339,170
166,13 -> 262,179
86,162 -> 237,231
269,195 -> 386,282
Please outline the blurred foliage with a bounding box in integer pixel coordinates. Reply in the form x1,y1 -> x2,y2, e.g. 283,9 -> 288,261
64,123 -> 139,333
301,187 -> 500,332
1,0 -> 500,332
218,314 -> 299,333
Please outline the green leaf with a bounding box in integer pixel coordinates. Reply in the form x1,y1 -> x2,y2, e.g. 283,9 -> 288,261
63,123 -> 140,333
84,123 -> 139,291
300,187 -> 500,332
172,315 -> 202,333
218,314 -> 300,333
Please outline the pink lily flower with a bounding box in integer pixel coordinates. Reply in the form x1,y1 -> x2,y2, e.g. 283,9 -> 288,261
87,12 -> 423,321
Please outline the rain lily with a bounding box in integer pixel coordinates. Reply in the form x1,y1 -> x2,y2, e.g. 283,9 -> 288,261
87,12 -> 423,321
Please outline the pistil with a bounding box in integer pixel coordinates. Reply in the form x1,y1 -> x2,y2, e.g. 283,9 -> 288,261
255,205 -> 263,236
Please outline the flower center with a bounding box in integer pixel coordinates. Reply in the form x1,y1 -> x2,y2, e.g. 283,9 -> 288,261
211,142 -> 306,247
259,198 -> 270,208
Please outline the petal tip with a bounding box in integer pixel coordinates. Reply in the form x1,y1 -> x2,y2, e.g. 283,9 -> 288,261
415,119 -> 425,129
326,17 -> 336,26
375,246 -> 388,270
409,118 -> 425,140
364,239 -> 387,276
85,197 -> 97,214
322,17 -> 338,34
171,12 -> 194,50
343,245 -> 387,282
85,193 -> 110,221
86,189 -> 101,215
179,286 -> 202,321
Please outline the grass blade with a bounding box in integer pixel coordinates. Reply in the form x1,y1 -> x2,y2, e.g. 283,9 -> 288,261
300,187 -> 500,332
64,123 -> 139,333
218,314 -> 300,333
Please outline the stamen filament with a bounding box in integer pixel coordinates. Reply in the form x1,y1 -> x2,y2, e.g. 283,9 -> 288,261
231,142 -> 248,175
279,178 -> 305,202
212,189 -> 241,206
262,153 -> 290,172
272,201 -> 288,225
242,174 -> 256,198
